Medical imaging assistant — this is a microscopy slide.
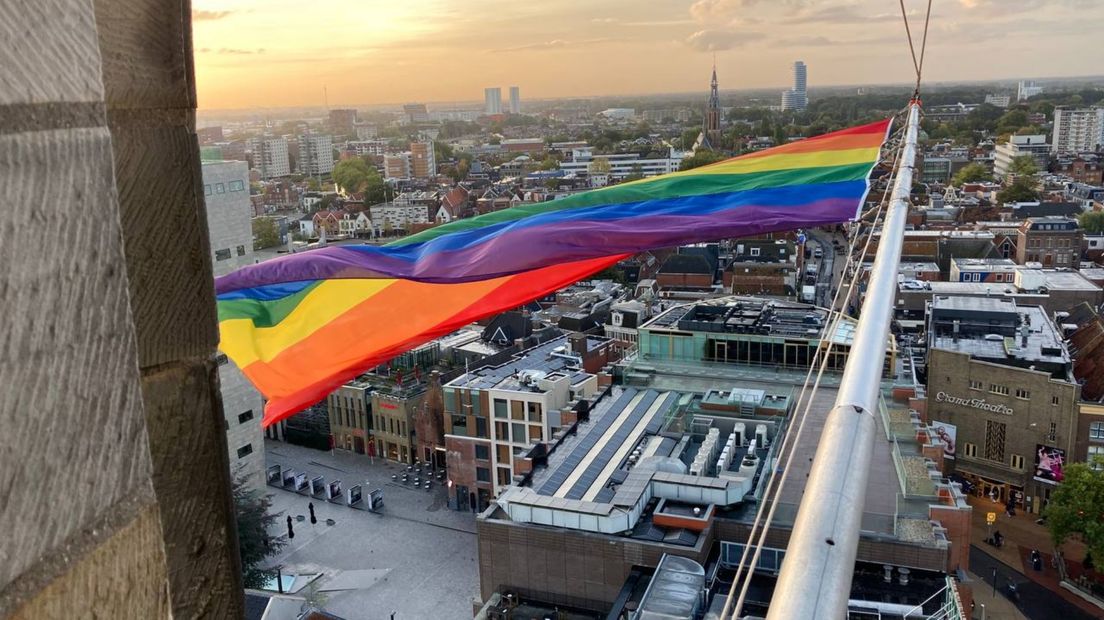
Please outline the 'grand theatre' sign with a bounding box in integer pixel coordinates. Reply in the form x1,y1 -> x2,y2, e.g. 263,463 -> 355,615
935,391 -> 1014,415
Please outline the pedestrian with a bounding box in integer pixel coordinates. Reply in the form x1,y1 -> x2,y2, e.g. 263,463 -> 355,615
309,502 -> 317,525
286,515 -> 295,540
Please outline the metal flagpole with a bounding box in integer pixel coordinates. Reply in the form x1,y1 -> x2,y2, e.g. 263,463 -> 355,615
764,101 -> 920,620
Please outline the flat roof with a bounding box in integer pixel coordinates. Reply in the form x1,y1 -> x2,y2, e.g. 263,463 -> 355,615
445,336 -> 592,392
929,300 -> 1071,365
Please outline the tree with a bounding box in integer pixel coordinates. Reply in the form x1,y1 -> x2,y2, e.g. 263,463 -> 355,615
1007,155 -> 1039,177
995,109 -> 1029,134
434,141 -> 454,162
252,217 -> 280,250
621,164 -> 645,183
305,177 -> 321,191
588,156 -> 611,176
1079,211 -> 1104,234
679,150 -> 727,171
996,177 -> 1039,204
234,476 -> 285,589
538,156 -> 559,171
332,157 -> 385,203
679,128 -> 700,149
951,162 -> 992,186
1043,462 -> 1104,563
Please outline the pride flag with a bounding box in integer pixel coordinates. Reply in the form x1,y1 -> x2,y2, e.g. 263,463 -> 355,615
217,119 -> 891,425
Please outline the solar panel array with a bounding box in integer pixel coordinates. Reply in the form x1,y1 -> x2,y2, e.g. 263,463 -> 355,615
563,390 -> 677,500
536,388 -> 640,496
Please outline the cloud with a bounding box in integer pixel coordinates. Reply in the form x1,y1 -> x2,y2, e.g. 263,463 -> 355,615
790,5 -> 899,24
192,10 -> 234,21
591,17 -> 618,23
685,29 -> 766,52
199,47 -> 265,55
774,35 -> 835,47
487,38 -> 617,53
690,0 -> 804,22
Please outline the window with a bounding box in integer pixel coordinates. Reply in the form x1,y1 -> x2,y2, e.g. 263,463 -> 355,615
1011,454 -> 1024,470
216,353 -> 228,366
236,244 -> 246,256
989,384 -> 1009,396
1052,395 -> 1061,406
215,183 -> 225,194
750,247 -> 760,257
1089,446 -> 1104,471
1015,388 -> 1030,400
527,402 -> 543,423
476,467 -> 491,483
238,410 -> 254,424
450,415 -> 467,433
475,445 -> 490,460
1090,421 -> 1104,440
494,421 -> 509,441
493,399 -> 507,419
204,184 -> 212,196
214,248 -> 231,261
236,444 -> 253,458
969,380 -> 983,390
511,423 -> 525,444
1048,422 -> 1057,443
497,467 -> 512,486
229,180 -> 245,191
475,417 -> 488,438
984,420 -> 1006,462
963,442 -> 978,458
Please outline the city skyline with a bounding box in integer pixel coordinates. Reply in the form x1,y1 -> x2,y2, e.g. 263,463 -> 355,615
192,0 -> 1104,109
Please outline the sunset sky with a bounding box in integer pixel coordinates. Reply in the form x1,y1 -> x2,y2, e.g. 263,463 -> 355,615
192,0 -> 1104,110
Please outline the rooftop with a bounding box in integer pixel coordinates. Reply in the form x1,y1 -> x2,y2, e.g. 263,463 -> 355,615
444,336 -> 594,392
928,296 -> 1071,368
643,297 -> 858,346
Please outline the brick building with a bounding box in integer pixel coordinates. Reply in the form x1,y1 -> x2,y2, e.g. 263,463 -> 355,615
925,296 -> 1079,513
327,377 -> 374,455
1015,216 -> 1083,268
373,385 -> 426,464
443,335 -> 616,512
655,253 -> 714,291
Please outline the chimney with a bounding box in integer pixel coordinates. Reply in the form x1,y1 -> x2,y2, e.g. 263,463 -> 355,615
1021,323 -> 1029,348
569,332 -> 587,356
952,319 -> 960,343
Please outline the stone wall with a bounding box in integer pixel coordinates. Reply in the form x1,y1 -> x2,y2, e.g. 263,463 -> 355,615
1,0 -> 243,616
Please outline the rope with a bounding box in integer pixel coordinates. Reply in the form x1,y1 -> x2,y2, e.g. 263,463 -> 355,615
899,0 -> 934,98
722,111 -> 912,619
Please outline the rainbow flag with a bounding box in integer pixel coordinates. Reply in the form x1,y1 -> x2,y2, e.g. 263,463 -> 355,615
217,119 -> 891,425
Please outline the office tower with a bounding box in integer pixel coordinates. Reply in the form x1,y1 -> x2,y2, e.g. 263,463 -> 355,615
509,86 -> 521,114
485,87 -> 502,115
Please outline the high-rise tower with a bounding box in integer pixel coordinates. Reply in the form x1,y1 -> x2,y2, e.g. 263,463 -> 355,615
781,61 -> 808,111
702,63 -> 722,149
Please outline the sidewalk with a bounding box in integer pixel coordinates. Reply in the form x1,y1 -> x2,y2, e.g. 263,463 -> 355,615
965,570 -> 1027,620
967,496 -> 1104,619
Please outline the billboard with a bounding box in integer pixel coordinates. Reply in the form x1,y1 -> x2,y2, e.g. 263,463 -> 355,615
347,485 -> 363,506
282,469 -> 296,487
327,480 -> 342,500
266,465 -> 281,485
931,421 -> 957,459
1034,444 -> 1066,484
310,475 -> 324,496
294,472 -> 308,491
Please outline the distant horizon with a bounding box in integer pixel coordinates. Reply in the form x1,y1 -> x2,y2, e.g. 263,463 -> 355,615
192,0 -> 1104,110
196,72 -> 1104,116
